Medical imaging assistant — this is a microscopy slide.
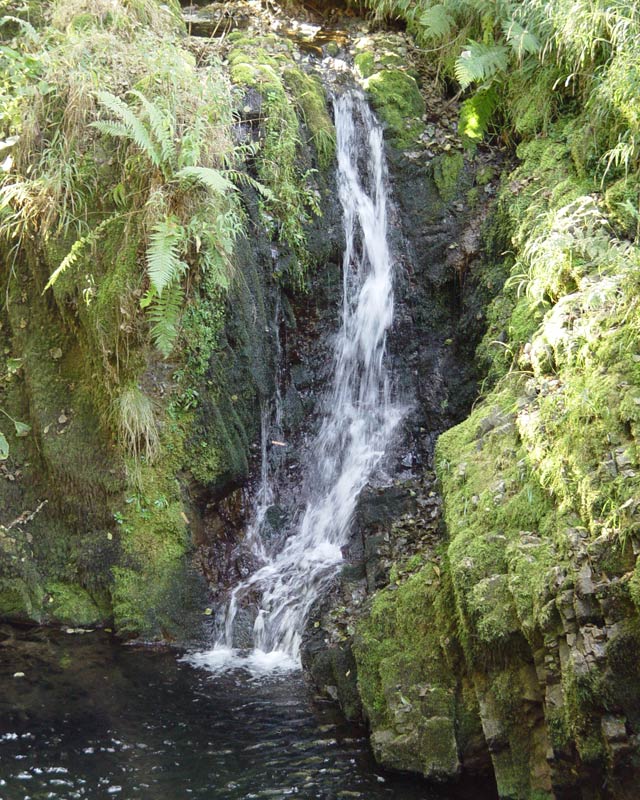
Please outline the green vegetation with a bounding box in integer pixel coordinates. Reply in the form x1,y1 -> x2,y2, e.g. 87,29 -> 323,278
0,0 -> 335,637
226,32 -> 333,286
363,69 -> 425,149
365,0 -> 640,163
355,2 -> 640,792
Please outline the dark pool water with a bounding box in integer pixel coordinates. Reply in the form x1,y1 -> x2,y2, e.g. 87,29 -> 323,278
0,626 -> 495,800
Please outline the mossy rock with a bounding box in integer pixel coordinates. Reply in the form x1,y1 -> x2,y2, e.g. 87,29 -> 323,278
433,151 -> 465,203
0,577 -> 43,622
363,69 -> 425,149
354,563 -> 469,780
603,175 -> 640,240
44,582 -> 107,627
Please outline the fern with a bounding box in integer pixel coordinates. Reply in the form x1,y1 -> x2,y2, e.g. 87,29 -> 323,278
128,89 -> 177,167
44,215 -> 121,292
146,217 -> 187,295
175,165 -> 236,195
224,169 -> 276,202
418,4 -> 454,41
458,87 -> 498,142
455,41 -> 509,90
502,19 -> 541,59
91,90 -> 162,168
147,283 -> 184,357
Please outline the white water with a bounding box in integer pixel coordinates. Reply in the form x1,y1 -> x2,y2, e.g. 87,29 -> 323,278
191,92 -> 403,675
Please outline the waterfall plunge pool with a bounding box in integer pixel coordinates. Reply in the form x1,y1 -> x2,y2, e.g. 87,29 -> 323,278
0,625 -> 497,799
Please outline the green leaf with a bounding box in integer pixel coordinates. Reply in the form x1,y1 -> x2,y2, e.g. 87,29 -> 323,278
502,19 -> 540,59
93,90 -> 162,168
419,4 -> 453,41
146,217 -> 187,296
224,169 -> 275,202
44,216 -> 120,292
0,431 -> 8,460
13,420 -> 30,437
139,289 -> 155,309
455,41 -> 509,90
175,166 -> 236,195
128,89 -> 176,167
458,88 -> 498,143
147,282 -> 184,357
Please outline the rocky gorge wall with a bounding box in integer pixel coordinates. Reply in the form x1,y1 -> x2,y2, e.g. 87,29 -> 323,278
298,8 -> 640,800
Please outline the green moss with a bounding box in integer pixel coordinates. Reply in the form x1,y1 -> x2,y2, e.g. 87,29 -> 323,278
354,562 -> 466,778
363,69 -> 425,149
355,51 -> 376,78
354,36 -> 406,79
44,581 -> 107,627
0,577 -> 43,621
603,175 -> 640,239
110,417 -> 205,639
433,152 -> 465,203
283,68 -> 335,170
228,38 -> 323,286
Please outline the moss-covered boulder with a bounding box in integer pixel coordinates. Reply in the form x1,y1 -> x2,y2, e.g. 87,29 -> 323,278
363,69 -> 425,149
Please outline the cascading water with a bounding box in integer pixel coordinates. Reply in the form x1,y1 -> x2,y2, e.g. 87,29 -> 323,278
191,92 -> 403,674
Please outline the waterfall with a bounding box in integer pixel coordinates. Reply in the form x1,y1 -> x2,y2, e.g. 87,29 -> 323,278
191,92 -> 403,674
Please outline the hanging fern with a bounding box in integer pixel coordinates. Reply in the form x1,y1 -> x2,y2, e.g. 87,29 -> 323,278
175,166 -> 236,195
91,90 -> 162,168
146,217 -> 187,295
454,41 -> 509,90
458,87 -> 498,142
146,283 -> 184,357
224,169 -> 276,202
85,88 -> 248,356
502,19 -> 541,59
128,89 -> 177,168
44,215 -> 122,291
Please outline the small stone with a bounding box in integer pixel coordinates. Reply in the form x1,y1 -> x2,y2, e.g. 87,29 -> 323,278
13,672 -> 25,678
58,413 -> 68,425
601,715 -> 627,744
49,347 -> 63,360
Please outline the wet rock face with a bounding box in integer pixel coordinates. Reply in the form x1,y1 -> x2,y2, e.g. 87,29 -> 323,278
298,29 -> 506,789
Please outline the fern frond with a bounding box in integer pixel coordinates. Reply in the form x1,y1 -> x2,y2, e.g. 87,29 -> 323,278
44,215 -> 121,292
175,166 -> 236,195
94,90 -> 161,168
91,120 -> 134,140
146,217 -> 187,295
128,89 -> 177,167
502,19 -> 541,59
224,169 -> 275,201
418,4 -> 454,41
455,41 -> 509,90
458,87 -> 498,142
147,282 -> 184,357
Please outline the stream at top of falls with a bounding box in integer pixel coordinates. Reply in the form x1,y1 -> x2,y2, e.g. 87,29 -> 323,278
189,91 -> 405,676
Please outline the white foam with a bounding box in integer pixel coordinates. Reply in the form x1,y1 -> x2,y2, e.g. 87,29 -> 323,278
184,646 -> 299,678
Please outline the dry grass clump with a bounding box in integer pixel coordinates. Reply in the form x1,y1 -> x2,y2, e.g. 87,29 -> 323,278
116,385 -> 160,463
